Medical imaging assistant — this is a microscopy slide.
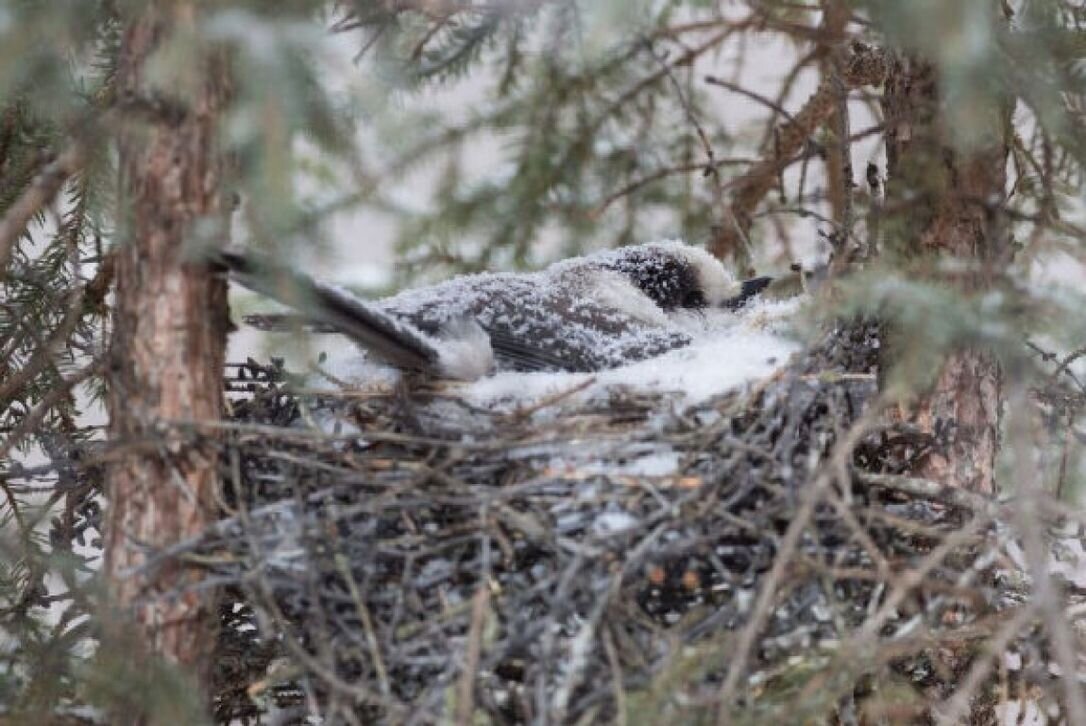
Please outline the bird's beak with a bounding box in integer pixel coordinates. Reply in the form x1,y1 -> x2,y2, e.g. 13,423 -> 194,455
722,275 -> 773,310
722,263 -> 827,310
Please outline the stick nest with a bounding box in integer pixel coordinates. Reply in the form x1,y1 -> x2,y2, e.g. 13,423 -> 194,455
201,320 -> 1073,724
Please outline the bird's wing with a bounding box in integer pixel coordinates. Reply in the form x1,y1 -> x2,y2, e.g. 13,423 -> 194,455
384,273 -> 692,373
482,328 -> 580,372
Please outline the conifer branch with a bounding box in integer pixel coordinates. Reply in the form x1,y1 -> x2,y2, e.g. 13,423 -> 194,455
708,42 -> 887,262
0,142 -> 86,279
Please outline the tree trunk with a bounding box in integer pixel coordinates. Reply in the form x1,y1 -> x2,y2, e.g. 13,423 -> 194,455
881,55 -> 1010,495
104,0 -> 230,695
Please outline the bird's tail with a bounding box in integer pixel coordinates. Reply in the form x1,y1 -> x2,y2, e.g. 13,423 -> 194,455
214,248 -> 447,376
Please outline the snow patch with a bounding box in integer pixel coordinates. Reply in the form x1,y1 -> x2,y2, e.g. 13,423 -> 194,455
994,700 -> 1047,726
622,452 -> 682,477
592,510 -> 640,535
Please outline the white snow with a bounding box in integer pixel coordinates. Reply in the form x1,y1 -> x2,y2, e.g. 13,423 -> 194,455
310,341 -> 400,387
592,510 -> 640,535
620,452 -> 682,477
993,700 -> 1047,726
1005,531 -> 1086,591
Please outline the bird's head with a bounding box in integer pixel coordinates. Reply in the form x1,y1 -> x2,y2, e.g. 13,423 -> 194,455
596,241 -> 738,311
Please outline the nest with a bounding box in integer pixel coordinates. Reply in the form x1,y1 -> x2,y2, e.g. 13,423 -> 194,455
200,320 -> 1077,724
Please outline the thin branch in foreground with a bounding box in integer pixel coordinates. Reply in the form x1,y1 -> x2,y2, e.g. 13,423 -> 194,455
933,603 -> 1039,725
704,75 -> 798,125
454,586 -> 490,726
0,142 -> 86,278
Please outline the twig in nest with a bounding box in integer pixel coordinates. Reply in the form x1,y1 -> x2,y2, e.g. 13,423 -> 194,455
504,377 -> 596,419
455,586 -> 491,725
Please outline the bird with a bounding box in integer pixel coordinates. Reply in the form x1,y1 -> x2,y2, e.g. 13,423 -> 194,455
216,241 -> 775,381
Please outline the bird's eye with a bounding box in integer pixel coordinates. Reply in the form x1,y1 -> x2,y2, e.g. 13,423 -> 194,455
682,290 -> 706,308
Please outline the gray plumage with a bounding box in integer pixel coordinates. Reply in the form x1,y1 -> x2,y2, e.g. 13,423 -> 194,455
218,241 -> 759,381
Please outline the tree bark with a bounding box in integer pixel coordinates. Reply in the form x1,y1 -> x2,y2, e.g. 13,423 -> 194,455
104,0 -> 230,696
881,55 -> 1011,495
819,0 -> 853,232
